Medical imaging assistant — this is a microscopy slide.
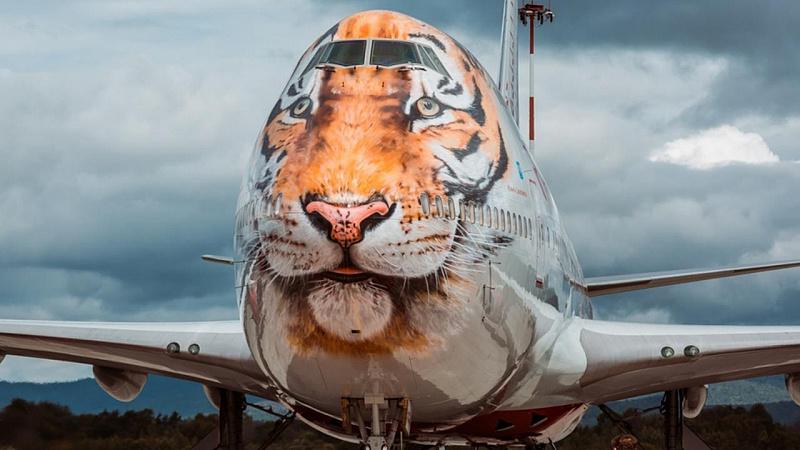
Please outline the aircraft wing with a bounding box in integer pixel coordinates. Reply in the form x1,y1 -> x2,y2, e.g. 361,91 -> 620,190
574,319 -> 800,404
584,259 -> 800,297
0,319 -> 275,400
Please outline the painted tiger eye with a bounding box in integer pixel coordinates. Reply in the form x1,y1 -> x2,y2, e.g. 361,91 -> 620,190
291,97 -> 312,117
416,97 -> 441,118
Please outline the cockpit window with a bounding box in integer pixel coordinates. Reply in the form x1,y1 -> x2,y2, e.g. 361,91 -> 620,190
419,45 -> 449,76
370,40 -> 420,66
300,39 -> 450,77
418,47 -> 437,71
302,45 -> 328,74
325,40 -> 367,66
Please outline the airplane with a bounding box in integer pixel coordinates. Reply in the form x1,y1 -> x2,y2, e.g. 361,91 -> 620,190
2,1 -> 800,449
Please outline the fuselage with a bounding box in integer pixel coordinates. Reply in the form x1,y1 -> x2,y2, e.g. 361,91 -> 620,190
233,10 -> 591,445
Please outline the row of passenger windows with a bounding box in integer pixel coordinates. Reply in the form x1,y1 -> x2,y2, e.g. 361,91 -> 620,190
303,39 -> 449,76
234,192 -> 579,276
419,193 -> 536,240
417,191 -> 578,278
235,195 -> 282,235
238,192 -> 538,241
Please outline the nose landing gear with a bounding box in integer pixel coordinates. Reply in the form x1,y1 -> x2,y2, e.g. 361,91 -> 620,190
342,396 -> 411,450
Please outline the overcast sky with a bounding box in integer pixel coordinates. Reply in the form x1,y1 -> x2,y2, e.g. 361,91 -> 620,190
1,0 -> 799,381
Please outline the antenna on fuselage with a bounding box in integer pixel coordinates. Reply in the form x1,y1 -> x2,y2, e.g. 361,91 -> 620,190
519,2 -> 554,158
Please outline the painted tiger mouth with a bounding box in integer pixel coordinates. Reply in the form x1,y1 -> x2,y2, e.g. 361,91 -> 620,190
322,264 -> 373,283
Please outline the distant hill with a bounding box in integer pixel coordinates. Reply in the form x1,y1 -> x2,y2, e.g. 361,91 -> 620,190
0,375 -> 217,417
2,399 -> 800,450
706,375 -> 789,405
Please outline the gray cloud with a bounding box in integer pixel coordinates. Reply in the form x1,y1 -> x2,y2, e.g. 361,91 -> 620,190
530,46 -> 800,326
540,1 -> 800,122
329,0 -> 800,123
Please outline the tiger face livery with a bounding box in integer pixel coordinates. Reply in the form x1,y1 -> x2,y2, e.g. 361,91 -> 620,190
237,11 -> 512,356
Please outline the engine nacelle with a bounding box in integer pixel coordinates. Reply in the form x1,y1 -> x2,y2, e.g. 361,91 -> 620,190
682,385 -> 708,419
93,366 -> 147,402
786,373 -> 800,406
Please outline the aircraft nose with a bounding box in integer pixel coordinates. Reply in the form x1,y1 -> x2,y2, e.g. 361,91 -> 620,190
304,198 -> 391,248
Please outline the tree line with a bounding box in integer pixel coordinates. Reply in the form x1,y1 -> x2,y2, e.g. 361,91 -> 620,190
3,399 -> 800,449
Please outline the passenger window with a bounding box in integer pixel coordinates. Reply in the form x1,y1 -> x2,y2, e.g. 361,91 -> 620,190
484,206 -> 492,228
493,208 -> 500,229
434,195 -> 444,218
302,44 -> 328,74
262,196 -> 273,218
507,211 -> 512,233
447,197 -> 456,219
419,192 -> 430,216
512,213 -> 518,235
273,193 -> 282,216
370,40 -> 420,66
459,201 -> 466,221
325,40 -> 366,66
500,209 -> 506,231
468,202 -> 476,224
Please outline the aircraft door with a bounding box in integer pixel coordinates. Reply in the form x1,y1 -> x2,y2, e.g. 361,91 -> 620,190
535,215 -> 545,274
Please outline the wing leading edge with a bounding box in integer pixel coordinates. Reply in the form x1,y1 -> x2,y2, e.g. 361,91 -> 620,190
0,319 -> 274,399
584,259 -> 800,297
573,319 -> 800,404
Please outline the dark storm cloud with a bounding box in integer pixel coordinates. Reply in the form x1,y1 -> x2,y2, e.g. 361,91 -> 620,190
328,0 -> 800,121
538,1 -> 800,122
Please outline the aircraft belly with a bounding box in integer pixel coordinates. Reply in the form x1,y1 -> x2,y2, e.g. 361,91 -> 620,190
241,258 -> 537,424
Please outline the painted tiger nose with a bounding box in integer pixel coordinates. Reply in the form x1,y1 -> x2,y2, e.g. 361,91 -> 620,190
304,200 -> 390,247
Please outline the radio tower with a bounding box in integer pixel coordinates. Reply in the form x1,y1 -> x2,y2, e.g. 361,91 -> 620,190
519,3 -> 554,157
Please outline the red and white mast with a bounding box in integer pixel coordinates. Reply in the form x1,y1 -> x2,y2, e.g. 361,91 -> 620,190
519,3 -> 554,158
